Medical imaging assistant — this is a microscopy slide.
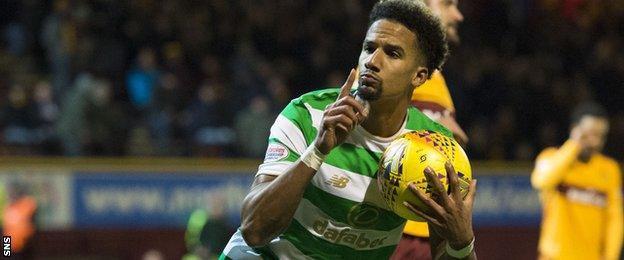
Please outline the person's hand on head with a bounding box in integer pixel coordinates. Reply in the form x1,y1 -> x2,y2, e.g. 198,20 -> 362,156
570,126 -> 583,144
570,126 -> 592,155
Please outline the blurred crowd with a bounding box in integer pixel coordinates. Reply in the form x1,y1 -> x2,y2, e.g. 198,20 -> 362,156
0,0 -> 622,160
452,0 -> 624,160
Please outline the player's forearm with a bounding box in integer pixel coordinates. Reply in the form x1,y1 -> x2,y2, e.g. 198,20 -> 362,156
240,161 -> 316,247
531,140 -> 581,189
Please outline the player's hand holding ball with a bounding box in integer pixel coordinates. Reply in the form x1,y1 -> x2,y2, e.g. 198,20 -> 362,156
377,130 -> 477,249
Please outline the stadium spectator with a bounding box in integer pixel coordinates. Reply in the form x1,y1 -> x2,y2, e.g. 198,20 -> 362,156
0,85 -> 41,148
32,80 -> 60,154
147,72 -> 183,155
161,42 -> 193,95
82,78 -> 128,155
234,95 -> 274,158
126,47 -> 161,112
56,74 -> 127,156
40,0 -> 75,102
265,76 -> 292,114
56,72 -> 97,156
182,81 -> 234,156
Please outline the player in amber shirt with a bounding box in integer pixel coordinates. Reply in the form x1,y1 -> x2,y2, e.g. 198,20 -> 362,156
531,103 -> 622,260
411,70 -> 467,145
410,0 -> 468,147
392,1 -> 468,259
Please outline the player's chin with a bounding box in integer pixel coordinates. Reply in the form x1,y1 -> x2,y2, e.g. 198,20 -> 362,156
358,85 -> 382,101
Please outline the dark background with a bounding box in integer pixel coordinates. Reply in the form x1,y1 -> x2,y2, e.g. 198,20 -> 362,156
0,0 -> 622,161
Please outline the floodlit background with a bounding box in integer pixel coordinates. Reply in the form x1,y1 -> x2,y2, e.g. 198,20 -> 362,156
0,0 -> 622,259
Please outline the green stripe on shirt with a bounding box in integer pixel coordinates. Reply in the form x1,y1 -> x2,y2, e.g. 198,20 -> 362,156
325,143 -> 382,178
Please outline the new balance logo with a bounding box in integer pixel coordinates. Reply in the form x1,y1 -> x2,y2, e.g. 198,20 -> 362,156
326,175 -> 349,188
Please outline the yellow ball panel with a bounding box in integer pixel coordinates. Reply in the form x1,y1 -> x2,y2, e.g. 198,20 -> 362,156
394,142 -> 448,221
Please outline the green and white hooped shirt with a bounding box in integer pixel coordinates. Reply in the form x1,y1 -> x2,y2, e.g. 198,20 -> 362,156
221,88 -> 451,260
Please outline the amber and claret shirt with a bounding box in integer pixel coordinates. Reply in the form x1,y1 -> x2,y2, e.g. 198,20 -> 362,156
411,70 -> 455,120
531,140 -> 623,260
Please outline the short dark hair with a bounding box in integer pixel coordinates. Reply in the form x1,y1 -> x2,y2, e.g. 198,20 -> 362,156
570,102 -> 608,126
369,0 -> 449,77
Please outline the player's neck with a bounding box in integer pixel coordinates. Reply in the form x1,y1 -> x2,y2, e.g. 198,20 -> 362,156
362,98 -> 408,137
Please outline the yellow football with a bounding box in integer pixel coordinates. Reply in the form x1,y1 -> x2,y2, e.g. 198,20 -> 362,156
377,130 -> 472,221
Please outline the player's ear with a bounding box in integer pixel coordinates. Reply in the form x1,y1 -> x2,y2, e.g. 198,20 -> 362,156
411,66 -> 429,88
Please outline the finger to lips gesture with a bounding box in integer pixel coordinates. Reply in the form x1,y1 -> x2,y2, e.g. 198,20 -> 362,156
314,69 -> 369,155
404,162 -> 477,248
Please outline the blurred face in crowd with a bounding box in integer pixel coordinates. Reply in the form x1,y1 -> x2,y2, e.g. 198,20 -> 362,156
138,48 -> 157,70
426,0 -> 464,44
91,80 -> 113,106
34,81 -> 53,103
198,83 -> 223,103
160,73 -> 179,91
8,86 -> 28,108
53,0 -> 70,14
572,115 -> 609,160
250,96 -> 270,114
357,20 -> 428,101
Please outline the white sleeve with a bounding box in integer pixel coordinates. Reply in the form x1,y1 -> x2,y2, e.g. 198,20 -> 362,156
256,114 -> 309,177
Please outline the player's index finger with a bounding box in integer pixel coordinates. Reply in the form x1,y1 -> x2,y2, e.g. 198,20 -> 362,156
339,68 -> 357,99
